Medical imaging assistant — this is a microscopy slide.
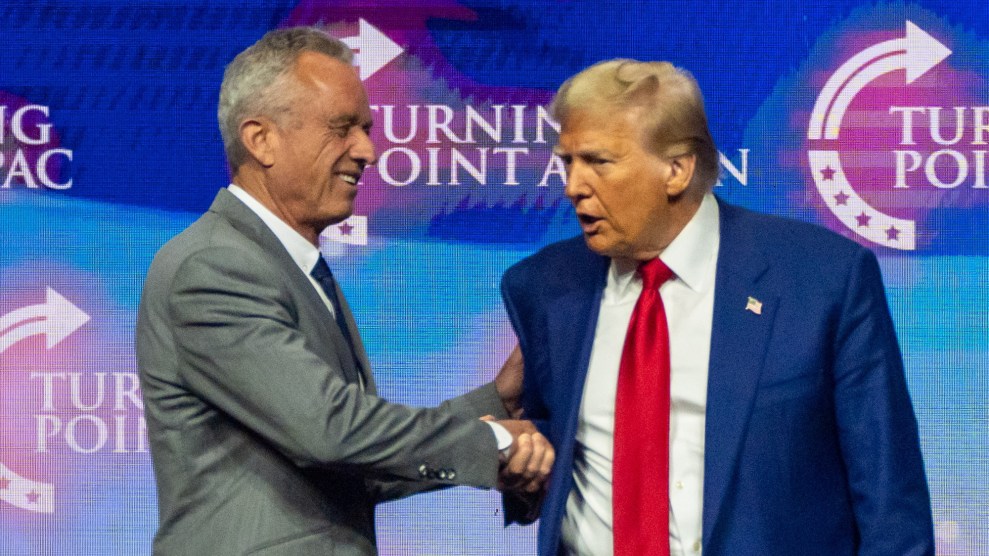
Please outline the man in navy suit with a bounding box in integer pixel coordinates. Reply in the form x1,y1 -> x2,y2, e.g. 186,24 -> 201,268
500,59 -> 934,555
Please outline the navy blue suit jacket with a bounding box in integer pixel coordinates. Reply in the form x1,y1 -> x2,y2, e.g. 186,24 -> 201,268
501,198 -> 934,555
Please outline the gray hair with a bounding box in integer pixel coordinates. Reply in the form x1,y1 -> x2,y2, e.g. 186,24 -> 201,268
218,27 -> 354,170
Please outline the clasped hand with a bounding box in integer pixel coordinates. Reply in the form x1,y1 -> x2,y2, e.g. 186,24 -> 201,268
492,419 -> 554,494
490,345 -> 552,493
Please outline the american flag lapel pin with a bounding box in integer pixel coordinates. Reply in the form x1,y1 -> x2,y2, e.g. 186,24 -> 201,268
745,296 -> 763,315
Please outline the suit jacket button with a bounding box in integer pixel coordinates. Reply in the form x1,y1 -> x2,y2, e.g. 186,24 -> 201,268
437,470 -> 448,480
447,470 -> 456,480
418,464 -> 428,478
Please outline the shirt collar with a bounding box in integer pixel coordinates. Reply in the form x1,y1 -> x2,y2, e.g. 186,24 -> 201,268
608,193 -> 720,297
227,183 -> 323,275
662,192 -> 720,292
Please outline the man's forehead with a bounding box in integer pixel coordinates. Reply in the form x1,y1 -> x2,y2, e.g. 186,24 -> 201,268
556,112 -> 639,152
289,51 -> 372,120
293,51 -> 358,89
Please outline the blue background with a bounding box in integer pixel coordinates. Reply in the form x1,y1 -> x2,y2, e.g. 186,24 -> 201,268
1,1 -> 987,554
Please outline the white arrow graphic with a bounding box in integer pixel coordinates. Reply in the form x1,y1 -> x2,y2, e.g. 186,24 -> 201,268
0,288 -> 81,513
342,19 -> 404,81
808,21 -> 951,140
0,462 -> 54,513
0,287 -> 89,353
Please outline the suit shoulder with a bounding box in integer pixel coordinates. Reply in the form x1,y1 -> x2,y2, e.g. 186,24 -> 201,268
152,211 -> 264,269
723,203 -> 872,266
504,236 -> 600,283
142,211 -> 276,301
508,236 -> 596,272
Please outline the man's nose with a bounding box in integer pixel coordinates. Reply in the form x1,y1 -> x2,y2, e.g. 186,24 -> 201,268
564,165 -> 589,200
351,129 -> 377,167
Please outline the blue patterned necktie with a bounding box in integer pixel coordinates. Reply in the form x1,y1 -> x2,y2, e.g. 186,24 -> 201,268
310,257 -> 362,384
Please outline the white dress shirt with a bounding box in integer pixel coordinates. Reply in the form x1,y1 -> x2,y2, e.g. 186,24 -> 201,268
560,193 -> 720,556
227,184 -> 338,316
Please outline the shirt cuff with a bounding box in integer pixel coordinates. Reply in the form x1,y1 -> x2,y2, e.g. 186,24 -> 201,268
485,421 -> 513,458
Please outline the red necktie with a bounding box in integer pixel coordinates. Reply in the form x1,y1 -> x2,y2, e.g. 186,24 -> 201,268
613,258 -> 674,556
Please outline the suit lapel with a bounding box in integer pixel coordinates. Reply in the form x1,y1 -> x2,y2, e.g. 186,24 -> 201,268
540,244 -> 608,551
702,200 -> 779,546
333,283 -> 376,394
548,276 -> 606,427
209,189 -> 365,387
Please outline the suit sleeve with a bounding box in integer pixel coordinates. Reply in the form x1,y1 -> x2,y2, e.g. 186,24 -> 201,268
168,245 -> 500,488
368,383 -> 510,502
499,264 -> 550,524
832,248 -> 935,554
501,265 -> 551,424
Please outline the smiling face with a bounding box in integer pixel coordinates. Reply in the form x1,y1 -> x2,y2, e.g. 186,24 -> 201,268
556,107 -> 700,261
238,51 -> 375,244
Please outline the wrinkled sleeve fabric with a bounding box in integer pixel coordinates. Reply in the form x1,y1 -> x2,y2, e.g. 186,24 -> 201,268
499,262 -> 551,525
832,247 -> 934,555
168,245 -> 500,487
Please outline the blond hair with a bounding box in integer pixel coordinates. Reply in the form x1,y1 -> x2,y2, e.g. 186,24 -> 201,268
551,59 -> 720,190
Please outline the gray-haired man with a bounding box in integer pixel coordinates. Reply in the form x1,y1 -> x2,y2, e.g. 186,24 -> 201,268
137,27 -> 552,555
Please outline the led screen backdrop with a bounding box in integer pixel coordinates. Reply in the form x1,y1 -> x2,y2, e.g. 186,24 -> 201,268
1,1 -> 987,554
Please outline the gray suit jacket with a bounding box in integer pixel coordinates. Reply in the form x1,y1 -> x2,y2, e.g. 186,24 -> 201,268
137,189 -> 508,555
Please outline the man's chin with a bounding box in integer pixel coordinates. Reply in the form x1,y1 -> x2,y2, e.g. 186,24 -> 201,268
583,235 -> 647,261
583,234 -> 616,257
316,211 -> 354,233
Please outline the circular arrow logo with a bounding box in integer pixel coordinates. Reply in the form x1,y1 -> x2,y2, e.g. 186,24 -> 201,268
806,21 -> 952,250
0,288 -> 89,514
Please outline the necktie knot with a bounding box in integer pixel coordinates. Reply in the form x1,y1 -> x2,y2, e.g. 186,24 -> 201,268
311,257 -> 333,282
639,258 -> 674,290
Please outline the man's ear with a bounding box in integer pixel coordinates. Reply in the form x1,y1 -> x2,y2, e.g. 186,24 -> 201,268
239,117 -> 278,168
665,153 -> 697,197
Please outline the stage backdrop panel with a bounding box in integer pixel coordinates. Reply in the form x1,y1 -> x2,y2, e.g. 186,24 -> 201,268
1,1 -> 987,554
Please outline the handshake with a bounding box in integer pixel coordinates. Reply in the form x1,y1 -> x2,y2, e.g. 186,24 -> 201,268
487,346 -> 554,495
487,417 -> 554,494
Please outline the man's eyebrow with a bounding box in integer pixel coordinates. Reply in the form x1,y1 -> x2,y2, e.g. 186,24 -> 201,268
328,114 -> 373,129
555,147 -> 612,158
327,115 -> 358,126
